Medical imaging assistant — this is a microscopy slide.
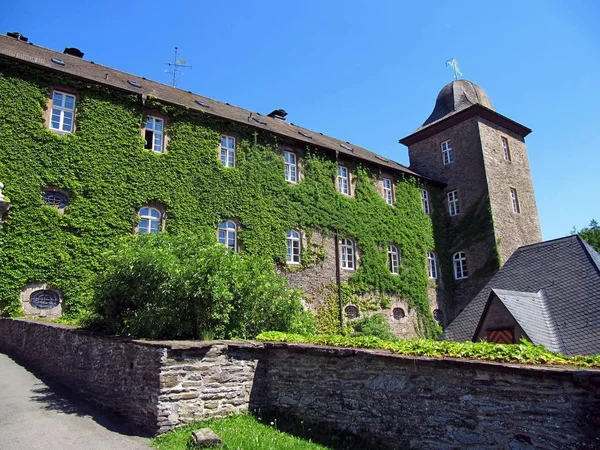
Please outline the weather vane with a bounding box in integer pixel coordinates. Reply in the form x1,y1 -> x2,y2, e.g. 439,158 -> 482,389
445,58 -> 462,80
165,47 -> 192,87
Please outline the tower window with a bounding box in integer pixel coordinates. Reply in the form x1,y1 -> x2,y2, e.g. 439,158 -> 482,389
144,116 -> 165,153
284,151 -> 297,183
286,230 -> 301,264
422,189 -> 431,215
340,238 -> 356,270
382,178 -> 393,205
502,137 -> 511,161
217,220 -> 237,252
220,136 -> 236,167
388,245 -> 400,274
137,206 -> 163,234
453,252 -> 468,280
441,140 -> 453,165
447,190 -> 460,216
427,251 -> 438,279
337,165 -> 350,195
510,188 -> 520,213
49,91 -> 76,133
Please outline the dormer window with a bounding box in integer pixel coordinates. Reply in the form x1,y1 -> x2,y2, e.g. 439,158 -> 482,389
144,117 -> 165,153
49,91 -> 76,133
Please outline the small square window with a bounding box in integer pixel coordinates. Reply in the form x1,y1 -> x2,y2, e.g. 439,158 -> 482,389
49,91 -> 76,133
220,136 -> 236,167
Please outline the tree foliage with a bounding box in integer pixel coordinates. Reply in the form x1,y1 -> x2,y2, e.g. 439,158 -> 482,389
350,313 -> 398,341
573,219 -> 600,252
85,233 -> 315,339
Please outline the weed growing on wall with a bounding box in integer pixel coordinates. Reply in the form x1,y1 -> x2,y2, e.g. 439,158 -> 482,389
0,62 -> 439,336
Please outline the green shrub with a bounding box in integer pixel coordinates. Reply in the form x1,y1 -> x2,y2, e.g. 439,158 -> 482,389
85,232 -> 314,340
350,313 -> 397,341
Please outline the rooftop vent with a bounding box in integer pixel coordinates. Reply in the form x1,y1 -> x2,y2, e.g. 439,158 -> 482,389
267,109 -> 288,120
7,31 -> 28,42
63,47 -> 84,58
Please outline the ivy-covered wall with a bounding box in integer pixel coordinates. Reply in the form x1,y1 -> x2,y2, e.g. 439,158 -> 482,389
0,61 -> 440,337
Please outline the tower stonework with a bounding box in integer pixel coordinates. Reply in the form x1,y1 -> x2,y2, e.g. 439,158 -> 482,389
401,80 -> 542,319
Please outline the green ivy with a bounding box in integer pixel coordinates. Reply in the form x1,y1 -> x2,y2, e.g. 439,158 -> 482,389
0,62 -> 439,336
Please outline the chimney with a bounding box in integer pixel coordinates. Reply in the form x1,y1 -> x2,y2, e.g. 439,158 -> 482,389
64,48 -> 84,58
267,109 -> 288,121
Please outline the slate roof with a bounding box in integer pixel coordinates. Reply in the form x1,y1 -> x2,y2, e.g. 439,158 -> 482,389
0,34 -> 434,183
484,289 -> 561,353
442,235 -> 600,356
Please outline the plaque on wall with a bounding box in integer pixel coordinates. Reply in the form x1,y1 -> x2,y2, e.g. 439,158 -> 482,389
30,290 -> 60,310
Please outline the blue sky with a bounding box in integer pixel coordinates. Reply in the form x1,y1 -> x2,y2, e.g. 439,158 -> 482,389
2,0 -> 598,239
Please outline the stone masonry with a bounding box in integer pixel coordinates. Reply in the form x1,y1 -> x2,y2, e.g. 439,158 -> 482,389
1,319 -> 598,449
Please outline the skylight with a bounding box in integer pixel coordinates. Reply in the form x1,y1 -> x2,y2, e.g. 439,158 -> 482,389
195,100 -> 210,108
375,155 -> 389,162
51,57 -> 65,66
340,144 -> 354,152
298,131 -> 312,139
127,80 -> 141,88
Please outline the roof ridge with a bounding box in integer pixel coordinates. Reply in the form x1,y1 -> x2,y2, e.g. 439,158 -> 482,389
513,234 -> 578,253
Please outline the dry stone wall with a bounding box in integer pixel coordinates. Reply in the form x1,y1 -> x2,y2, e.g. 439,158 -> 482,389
0,319 -> 598,449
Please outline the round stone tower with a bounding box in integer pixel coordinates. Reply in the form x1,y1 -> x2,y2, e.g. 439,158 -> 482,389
400,80 -> 542,320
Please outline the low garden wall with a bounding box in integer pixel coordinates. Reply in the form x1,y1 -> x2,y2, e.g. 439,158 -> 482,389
1,318 -> 598,449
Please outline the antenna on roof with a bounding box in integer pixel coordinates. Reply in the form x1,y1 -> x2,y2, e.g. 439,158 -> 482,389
165,47 -> 191,87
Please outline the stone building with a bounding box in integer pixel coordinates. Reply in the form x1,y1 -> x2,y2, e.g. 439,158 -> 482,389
0,32 -> 541,337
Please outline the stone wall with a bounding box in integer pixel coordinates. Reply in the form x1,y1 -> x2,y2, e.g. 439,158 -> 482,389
1,319 -> 598,449
0,318 -> 165,432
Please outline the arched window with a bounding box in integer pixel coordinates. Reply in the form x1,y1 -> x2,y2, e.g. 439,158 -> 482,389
344,305 -> 359,319
453,252 -> 468,280
340,238 -> 356,270
388,245 -> 400,274
427,251 -> 438,279
286,230 -> 301,264
137,206 -> 162,234
218,220 -> 237,252
42,189 -> 69,210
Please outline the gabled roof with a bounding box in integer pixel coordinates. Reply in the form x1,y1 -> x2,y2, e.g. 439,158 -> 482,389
0,34 -> 437,184
442,235 -> 600,356
478,289 -> 562,353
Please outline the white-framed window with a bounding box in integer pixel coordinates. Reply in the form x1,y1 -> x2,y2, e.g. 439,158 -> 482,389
286,230 -> 301,264
220,136 -> 236,167
137,206 -> 162,234
284,151 -> 297,183
427,251 -> 438,280
383,178 -> 393,205
422,189 -> 431,215
144,116 -> 164,153
340,238 -> 356,270
217,220 -> 237,252
448,190 -> 460,216
441,139 -> 453,165
49,91 -> 76,133
510,188 -> 520,213
502,137 -> 511,161
453,252 -> 468,280
338,165 -> 350,195
388,245 -> 400,274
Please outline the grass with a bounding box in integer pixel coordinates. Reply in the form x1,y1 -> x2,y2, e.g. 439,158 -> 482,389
257,332 -> 600,368
151,414 -> 333,450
